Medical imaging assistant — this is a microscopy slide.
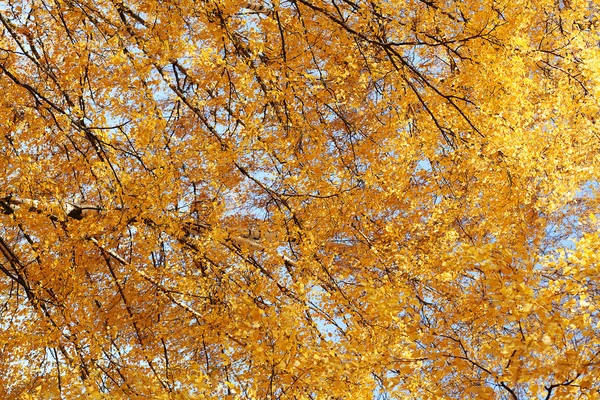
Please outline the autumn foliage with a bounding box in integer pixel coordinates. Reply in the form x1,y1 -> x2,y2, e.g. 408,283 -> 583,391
0,0 -> 600,398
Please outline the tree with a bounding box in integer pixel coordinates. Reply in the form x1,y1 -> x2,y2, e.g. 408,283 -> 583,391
0,0 -> 599,398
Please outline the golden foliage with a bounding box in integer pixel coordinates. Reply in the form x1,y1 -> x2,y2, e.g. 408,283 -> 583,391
0,0 -> 599,398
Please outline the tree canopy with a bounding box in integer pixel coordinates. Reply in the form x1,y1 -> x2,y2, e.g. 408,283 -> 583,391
1,0 -> 600,398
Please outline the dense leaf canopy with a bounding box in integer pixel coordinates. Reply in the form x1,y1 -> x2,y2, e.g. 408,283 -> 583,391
1,0 -> 600,398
